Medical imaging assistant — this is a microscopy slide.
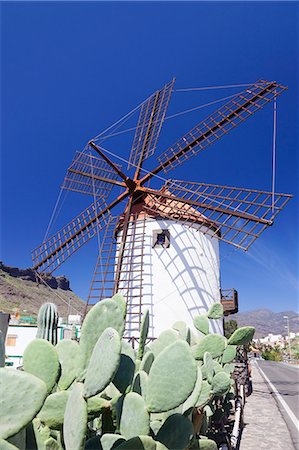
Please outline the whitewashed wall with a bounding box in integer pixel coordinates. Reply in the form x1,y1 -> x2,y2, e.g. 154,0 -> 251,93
118,218 -> 223,338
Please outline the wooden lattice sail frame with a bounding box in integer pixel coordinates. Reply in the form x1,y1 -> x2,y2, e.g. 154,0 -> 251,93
32,79 -> 292,327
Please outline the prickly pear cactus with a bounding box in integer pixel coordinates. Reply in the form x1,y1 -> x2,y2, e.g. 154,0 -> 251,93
0,368 -> 47,439
0,293 -> 254,449
36,302 -> 59,345
23,339 -> 60,393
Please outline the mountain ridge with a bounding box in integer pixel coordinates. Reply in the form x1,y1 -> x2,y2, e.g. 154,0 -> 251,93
229,308 -> 299,338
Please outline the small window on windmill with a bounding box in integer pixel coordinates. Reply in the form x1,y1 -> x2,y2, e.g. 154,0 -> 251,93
152,229 -> 170,248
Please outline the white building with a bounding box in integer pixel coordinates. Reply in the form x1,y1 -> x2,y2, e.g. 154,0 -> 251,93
117,197 -> 223,339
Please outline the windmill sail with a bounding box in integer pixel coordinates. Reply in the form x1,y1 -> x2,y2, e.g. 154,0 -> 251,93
140,80 -> 287,184
32,198 -> 113,274
128,78 -> 175,172
142,181 -> 292,250
62,150 -> 123,198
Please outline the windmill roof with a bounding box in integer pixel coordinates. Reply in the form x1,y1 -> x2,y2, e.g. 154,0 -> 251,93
118,190 -> 219,234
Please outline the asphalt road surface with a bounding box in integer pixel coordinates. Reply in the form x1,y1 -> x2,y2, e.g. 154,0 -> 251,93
255,360 -> 299,449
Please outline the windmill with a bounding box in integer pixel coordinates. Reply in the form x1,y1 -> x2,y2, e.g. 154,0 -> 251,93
32,79 -> 292,338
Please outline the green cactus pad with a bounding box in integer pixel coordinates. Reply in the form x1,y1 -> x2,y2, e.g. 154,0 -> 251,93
182,366 -> 203,413
79,299 -> 125,374
132,371 -> 148,399
172,321 -> 190,342
56,339 -> 80,390
192,438 -> 218,449
221,345 -> 237,364
0,439 -> 18,450
140,352 -> 154,374
83,327 -> 121,399
0,368 -> 47,439
137,310 -> 149,361
23,339 -> 60,392
113,436 -> 160,450
212,361 -> 223,374
112,293 -> 127,318
85,436 -> 103,450
203,352 -> 214,384
196,381 -> 211,408
223,363 -> 235,375
101,434 -> 126,450
44,437 -> 60,450
113,340 -> 135,393
119,392 -> 150,439
64,383 -> 87,450
32,419 -> 51,450
206,303 -> 223,319
146,340 -> 197,413
38,391 -> 69,429
211,372 -> 231,396
156,414 -> 193,450
87,394 -> 110,418
193,315 -> 209,335
227,326 -> 255,345
193,334 -> 227,360
150,329 -> 178,357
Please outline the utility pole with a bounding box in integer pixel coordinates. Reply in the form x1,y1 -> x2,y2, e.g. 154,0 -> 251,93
283,315 -> 292,360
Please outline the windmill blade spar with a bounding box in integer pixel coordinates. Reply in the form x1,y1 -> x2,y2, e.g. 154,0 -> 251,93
140,80 -> 287,185
32,191 -> 129,274
128,78 -> 175,177
62,150 -> 125,198
140,181 -> 292,250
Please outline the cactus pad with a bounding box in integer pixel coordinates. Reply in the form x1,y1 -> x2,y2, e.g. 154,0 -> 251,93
38,391 -> 69,429
63,383 -> 87,450
23,339 -> 60,392
56,339 -> 80,390
113,436 -> 159,450
87,394 -> 110,418
203,352 -> 214,384
227,326 -> 255,345
193,334 -> 227,360
132,371 -> 148,399
119,392 -> 150,439
206,303 -> 223,320
137,310 -> 149,360
0,439 -> 18,450
150,329 -> 178,357
221,345 -> 237,364
193,315 -> 209,335
183,366 -> 203,413
101,434 -> 126,450
0,368 -> 47,439
44,437 -> 60,450
146,340 -> 197,413
83,327 -> 121,399
192,438 -> 218,449
211,372 -> 231,396
196,381 -> 211,408
113,340 -> 135,393
79,299 -> 125,374
112,293 -> 127,318
156,414 -> 193,450
139,352 -> 154,374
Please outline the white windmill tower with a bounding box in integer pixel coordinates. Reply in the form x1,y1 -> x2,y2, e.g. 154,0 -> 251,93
32,78 -> 292,340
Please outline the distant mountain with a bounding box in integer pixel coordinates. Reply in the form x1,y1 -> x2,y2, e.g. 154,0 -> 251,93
228,308 -> 299,339
0,262 -> 86,318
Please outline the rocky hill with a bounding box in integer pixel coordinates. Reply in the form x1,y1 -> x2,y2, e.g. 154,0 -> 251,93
0,262 -> 86,318
229,308 -> 299,339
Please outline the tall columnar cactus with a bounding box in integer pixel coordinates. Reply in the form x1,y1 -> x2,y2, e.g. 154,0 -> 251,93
36,303 -> 59,345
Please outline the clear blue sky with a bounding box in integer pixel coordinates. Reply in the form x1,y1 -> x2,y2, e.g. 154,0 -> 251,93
1,1 -> 298,313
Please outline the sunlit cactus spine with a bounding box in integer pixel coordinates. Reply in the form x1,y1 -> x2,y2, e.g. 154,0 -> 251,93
36,302 -> 59,345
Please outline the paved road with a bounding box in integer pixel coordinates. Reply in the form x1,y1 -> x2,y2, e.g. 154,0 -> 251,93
255,360 -> 299,449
